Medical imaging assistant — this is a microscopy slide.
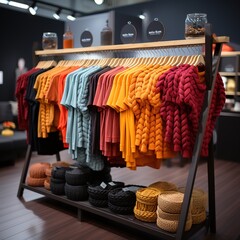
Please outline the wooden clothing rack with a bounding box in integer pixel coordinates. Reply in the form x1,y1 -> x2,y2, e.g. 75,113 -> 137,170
17,23 -> 229,240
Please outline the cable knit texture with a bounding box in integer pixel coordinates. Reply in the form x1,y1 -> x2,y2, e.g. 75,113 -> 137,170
155,64 -> 225,158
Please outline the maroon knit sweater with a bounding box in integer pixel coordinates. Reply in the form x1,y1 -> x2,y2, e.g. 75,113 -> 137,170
155,64 -> 225,158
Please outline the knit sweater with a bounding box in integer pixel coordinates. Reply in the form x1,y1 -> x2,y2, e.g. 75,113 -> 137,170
155,64 -> 225,158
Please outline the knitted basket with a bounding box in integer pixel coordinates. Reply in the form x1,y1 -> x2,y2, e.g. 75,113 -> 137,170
29,162 -> 51,178
148,181 -> 177,193
108,185 -> 146,207
178,187 -> 207,214
88,196 -> 108,208
50,177 -> 65,195
50,177 -> 65,184
192,210 -> 207,224
44,179 -> 50,190
157,206 -> 191,222
135,200 -> 157,212
26,176 -> 46,187
136,187 -> 160,205
65,183 -> 89,201
108,201 -> 134,215
88,181 -> 125,200
51,166 -> 70,180
52,161 -> 71,167
65,166 -> 93,186
156,216 -> 192,233
45,167 -> 52,177
158,191 -> 191,214
133,206 -> 157,222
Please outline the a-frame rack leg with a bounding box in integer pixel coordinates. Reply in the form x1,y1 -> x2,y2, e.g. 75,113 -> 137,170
176,23 -> 222,239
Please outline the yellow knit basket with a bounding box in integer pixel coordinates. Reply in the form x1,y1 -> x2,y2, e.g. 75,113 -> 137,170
192,210 -> 207,224
158,191 -> 192,214
157,206 -> 191,222
178,187 -> 207,214
135,200 -> 157,212
136,187 -> 160,205
149,181 -> 177,192
134,206 -> 157,222
156,216 -> 192,233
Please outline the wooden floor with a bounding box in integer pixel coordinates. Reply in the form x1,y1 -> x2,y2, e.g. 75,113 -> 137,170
0,150 -> 240,240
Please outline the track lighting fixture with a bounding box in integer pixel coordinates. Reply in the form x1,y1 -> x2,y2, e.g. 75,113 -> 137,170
29,2 -> 38,15
94,0 -> 104,5
8,1 -> 29,9
53,8 -> 61,20
138,12 -> 145,19
67,12 -> 76,21
0,0 -> 85,20
0,0 -> 8,4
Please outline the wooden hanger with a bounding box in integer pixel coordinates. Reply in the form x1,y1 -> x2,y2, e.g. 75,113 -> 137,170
36,60 -> 57,69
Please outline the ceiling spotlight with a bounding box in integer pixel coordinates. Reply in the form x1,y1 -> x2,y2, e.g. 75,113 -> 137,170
94,0 -> 104,5
139,12 -> 145,20
53,8 -> 61,20
8,1 -> 29,9
67,13 -> 76,21
29,2 -> 38,15
0,0 -> 9,4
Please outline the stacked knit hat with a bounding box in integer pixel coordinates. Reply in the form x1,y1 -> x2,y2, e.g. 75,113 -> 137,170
134,187 -> 160,222
50,166 -> 70,195
44,166 -> 52,190
65,166 -> 92,201
45,161 -> 71,191
134,181 -> 178,222
108,185 -> 146,214
178,187 -> 207,224
148,181 -> 178,192
157,191 -> 192,232
26,162 -> 51,187
88,181 -> 125,207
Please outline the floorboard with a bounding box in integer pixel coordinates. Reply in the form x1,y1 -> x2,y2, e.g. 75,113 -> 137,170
0,150 -> 239,240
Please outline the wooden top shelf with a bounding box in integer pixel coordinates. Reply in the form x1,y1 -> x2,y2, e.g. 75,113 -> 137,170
35,36 -> 229,56
221,51 -> 240,57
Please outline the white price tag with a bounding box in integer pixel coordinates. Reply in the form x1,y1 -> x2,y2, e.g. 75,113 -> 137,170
100,182 -> 107,189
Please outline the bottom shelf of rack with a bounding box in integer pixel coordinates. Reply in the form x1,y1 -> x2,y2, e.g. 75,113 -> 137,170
20,184 -> 208,240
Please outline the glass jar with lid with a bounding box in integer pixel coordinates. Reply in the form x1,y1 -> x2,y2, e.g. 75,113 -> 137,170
185,13 -> 207,39
100,20 -> 113,45
42,32 -> 58,50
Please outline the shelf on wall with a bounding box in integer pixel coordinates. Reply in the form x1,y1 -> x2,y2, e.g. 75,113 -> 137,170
225,91 -> 240,96
219,72 -> 240,76
35,36 -> 229,56
221,51 -> 240,57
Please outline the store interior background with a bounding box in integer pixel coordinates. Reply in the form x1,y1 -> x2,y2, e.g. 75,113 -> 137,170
0,0 -> 239,162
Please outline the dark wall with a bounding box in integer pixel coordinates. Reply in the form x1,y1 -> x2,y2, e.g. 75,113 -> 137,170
0,0 -> 239,101
115,0 -> 240,43
0,7 -> 64,101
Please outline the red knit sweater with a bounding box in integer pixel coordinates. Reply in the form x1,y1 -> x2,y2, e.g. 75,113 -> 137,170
155,64 -> 225,158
